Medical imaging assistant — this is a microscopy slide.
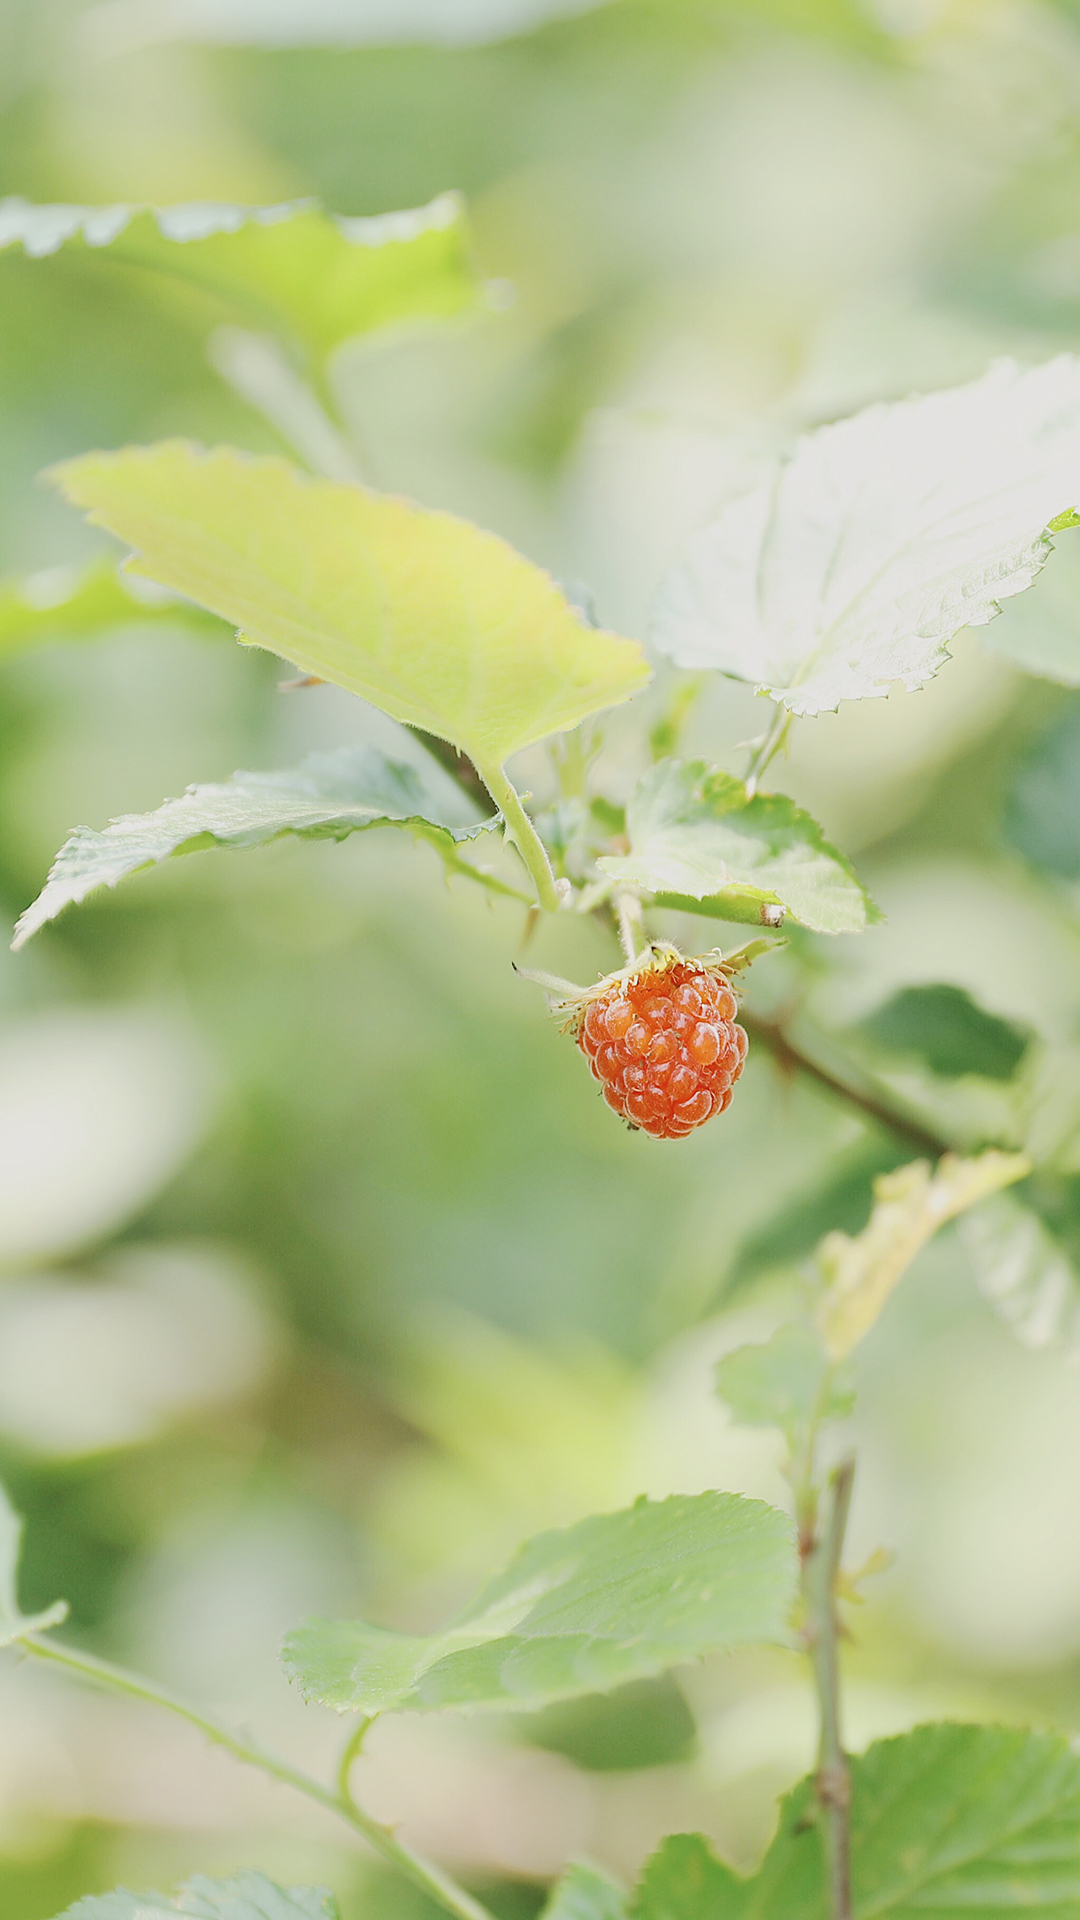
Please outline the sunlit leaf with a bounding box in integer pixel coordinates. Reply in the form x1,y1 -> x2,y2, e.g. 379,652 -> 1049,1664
282,1492 -> 796,1716
0,558 -> 225,663
12,745 -> 513,950
854,983 -> 1032,1083
633,1724 -> 1080,1917
49,443 -> 650,779
0,193 -> 481,362
654,358 -> 1080,714
541,1864 -> 628,1920
56,1871 -> 339,1920
716,1323 -> 853,1448
596,759 -> 877,934
816,1150 -> 1031,1360
0,1481 -> 69,1646
960,1190 -> 1080,1350
981,524 -> 1080,683
1004,698 -> 1080,879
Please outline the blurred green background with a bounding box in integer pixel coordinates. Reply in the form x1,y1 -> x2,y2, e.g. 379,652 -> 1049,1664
6,0 -> 1080,1912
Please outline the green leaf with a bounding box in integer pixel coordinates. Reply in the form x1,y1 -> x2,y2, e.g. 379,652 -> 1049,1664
523,1675 -> 696,1772
0,193 -> 481,362
816,1151 -> 1032,1360
0,1481 -> 69,1645
55,1871 -> 339,1920
727,1141 -> 910,1293
282,1491 -> 796,1716
960,1190 -> 1080,1350
541,1864 -> 628,1920
48,443 -> 650,777
1005,697 -> 1080,879
981,524 -> 1080,684
716,1324 -> 853,1449
12,745 -> 513,950
632,1834 -> 743,1920
654,358 -> 1080,714
596,759 -> 877,935
0,558 -> 227,663
633,1724 -> 1080,1917
854,983 -> 1032,1082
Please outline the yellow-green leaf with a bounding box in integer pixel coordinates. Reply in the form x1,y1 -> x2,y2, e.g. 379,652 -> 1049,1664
816,1150 -> 1030,1361
49,443 -> 650,775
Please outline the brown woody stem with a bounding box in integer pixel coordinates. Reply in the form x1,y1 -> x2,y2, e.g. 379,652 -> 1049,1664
801,1454 -> 856,1920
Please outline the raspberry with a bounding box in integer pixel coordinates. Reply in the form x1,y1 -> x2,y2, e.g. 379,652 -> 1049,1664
578,958 -> 747,1139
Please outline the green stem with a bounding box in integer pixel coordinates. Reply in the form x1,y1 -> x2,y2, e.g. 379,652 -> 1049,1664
18,1633 -> 494,1920
743,702 -> 792,794
800,1456 -> 855,1920
481,764 -> 562,913
614,891 -> 644,965
337,1713 -> 373,1800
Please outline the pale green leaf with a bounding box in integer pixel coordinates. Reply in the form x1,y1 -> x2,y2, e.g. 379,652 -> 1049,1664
716,1324 -> 853,1448
0,193 -> 481,361
654,358 -> 1080,714
633,1724 -> 1080,1917
596,759 -> 877,935
960,1190 -> 1080,1350
981,523 -> 1080,684
12,745 -> 513,950
282,1492 -> 797,1716
55,1870 -> 339,1920
49,443 -> 650,775
541,1864 -> 628,1920
0,558 -> 226,663
816,1150 -> 1031,1360
0,1481 -> 69,1645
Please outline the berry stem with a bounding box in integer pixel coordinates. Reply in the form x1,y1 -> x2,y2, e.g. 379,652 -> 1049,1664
614,890 -> 645,964
15,1631 -> 496,1920
482,764 -> 563,913
800,1455 -> 856,1920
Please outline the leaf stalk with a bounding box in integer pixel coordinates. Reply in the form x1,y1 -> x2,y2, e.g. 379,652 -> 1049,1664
17,1632 -> 495,1920
481,764 -> 563,912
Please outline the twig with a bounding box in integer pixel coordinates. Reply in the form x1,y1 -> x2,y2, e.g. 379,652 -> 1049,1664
740,1011 -> 952,1158
801,1455 -> 856,1920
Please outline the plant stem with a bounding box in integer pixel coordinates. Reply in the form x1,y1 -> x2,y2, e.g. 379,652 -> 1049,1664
480,764 -> 563,913
17,1633 -> 495,1920
743,702 -> 792,795
615,891 -> 644,964
336,1714 -> 373,1800
801,1454 -> 856,1920
739,1011 -> 953,1159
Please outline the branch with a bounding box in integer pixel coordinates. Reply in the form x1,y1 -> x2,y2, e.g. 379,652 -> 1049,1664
801,1454 -> 856,1920
740,1011 -> 953,1159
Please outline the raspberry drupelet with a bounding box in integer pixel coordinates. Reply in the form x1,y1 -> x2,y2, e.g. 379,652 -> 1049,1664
577,958 -> 747,1139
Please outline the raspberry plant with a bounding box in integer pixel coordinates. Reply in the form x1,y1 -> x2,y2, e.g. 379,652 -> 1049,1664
2,188 -> 1080,1920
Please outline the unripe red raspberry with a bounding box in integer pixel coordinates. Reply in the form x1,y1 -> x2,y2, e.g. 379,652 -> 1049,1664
577,957 -> 747,1139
